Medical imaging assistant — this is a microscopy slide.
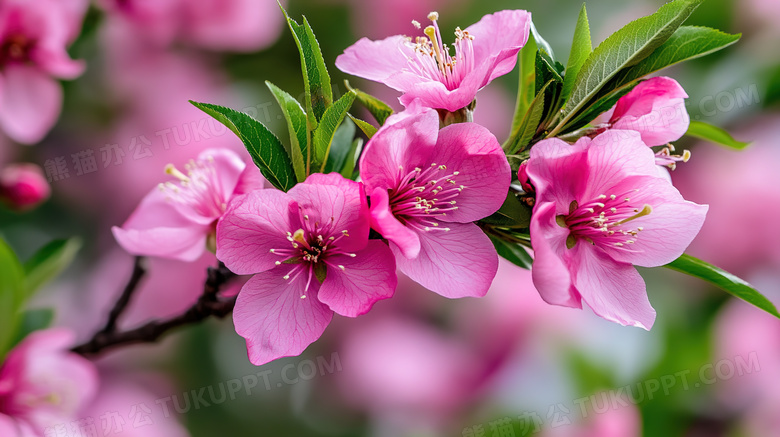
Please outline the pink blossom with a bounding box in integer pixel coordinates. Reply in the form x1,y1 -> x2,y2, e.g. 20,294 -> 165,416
0,163 -> 50,210
0,0 -> 87,144
359,103 -> 510,298
0,329 -> 98,435
98,0 -> 284,52
112,148 -> 262,262
526,130 -> 707,329
217,173 -> 397,365
600,77 -> 690,148
336,10 -> 531,112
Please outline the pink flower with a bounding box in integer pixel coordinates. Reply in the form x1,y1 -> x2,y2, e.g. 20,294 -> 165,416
359,103 -> 510,298
601,77 -> 690,148
335,10 -> 531,112
98,0 -> 284,52
526,130 -> 707,329
0,163 -> 50,211
0,0 -> 87,144
0,329 -> 98,435
217,173 -> 397,365
112,148 -> 262,262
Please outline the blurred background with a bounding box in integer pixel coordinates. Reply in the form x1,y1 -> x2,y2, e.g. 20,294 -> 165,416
1,0 -> 779,436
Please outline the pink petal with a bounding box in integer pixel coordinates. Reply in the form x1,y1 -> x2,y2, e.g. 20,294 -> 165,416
198,148 -> 246,202
30,46 -> 85,79
611,77 -> 689,146
368,186 -> 420,259
112,224 -> 208,262
526,137 -> 588,213
0,65 -> 61,145
434,122 -> 510,223
317,240 -> 397,317
601,176 -> 708,267
181,0 -> 284,51
360,103 -> 440,191
583,130 -> 658,199
233,268 -> 332,365
529,202 -> 582,308
232,161 -> 266,196
393,222 -> 497,298
466,10 -> 532,79
0,416 -> 16,436
216,189 -> 296,275
335,35 -> 416,84
572,244 -> 656,330
398,74 -> 480,112
287,177 -> 369,253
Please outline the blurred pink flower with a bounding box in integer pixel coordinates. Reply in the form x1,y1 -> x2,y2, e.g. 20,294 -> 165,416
0,163 -> 50,210
600,77 -> 690,147
543,401 -> 641,437
675,116 -> 780,275
336,10 -> 531,111
98,0 -> 284,51
112,148 -> 262,261
359,102 -> 509,298
218,173 -> 397,365
527,130 -> 707,329
0,329 -> 97,435
76,375 -> 189,437
0,0 -> 87,144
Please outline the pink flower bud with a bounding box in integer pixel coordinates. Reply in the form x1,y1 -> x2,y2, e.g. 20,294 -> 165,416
0,163 -> 51,211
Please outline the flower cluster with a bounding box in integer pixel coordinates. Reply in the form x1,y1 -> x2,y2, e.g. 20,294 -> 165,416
112,7 -> 716,366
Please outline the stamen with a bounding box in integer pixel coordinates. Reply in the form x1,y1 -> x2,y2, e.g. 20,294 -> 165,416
164,164 -> 190,183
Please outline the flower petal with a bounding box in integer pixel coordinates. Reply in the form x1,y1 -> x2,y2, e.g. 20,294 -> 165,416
0,65 -> 61,145
368,186 -> 420,259
287,178 -> 369,253
583,130 -> 658,199
335,35 -> 416,84
216,189 -> 297,275
526,137 -> 589,214
466,10 -> 532,79
318,240 -> 397,317
611,77 -> 689,146
393,222 -> 497,298
601,176 -> 708,267
112,224 -> 208,262
434,122 -> 510,223
198,148 -> 246,201
530,202 -> 582,308
233,268 -> 332,365
359,103 -> 440,192
572,244 -> 656,330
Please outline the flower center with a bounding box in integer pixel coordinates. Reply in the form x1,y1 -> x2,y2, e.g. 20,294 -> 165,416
558,190 -> 652,251
267,212 -> 356,299
389,163 -> 464,232
403,12 -> 475,90
0,34 -> 32,67
158,156 -> 228,219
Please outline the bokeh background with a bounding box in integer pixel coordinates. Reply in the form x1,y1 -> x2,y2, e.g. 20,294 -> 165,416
1,0 -> 779,436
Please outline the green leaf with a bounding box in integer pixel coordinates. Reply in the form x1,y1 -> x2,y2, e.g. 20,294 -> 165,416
0,239 -> 24,358
508,33 -> 538,141
24,238 -> 81,297
348,114 -> 378,139
685,120 -> 749,150
554,0 -> 703,137
606,26 -> 741,92
191,101 -> 296,191
346,81 -> 394,125
11,308 -> 55,347
535,51 -> 565,125
489,235 -> 533,270
665,254 -> 780,318
282,7 -> 333,122
323,117 -> 356,173
340,138 -> 364,179
266,81 -> 309,181
561,4 -> 592,103
503,80 -> 552,154
313,91 -> 357,171
481,192 -> 532,228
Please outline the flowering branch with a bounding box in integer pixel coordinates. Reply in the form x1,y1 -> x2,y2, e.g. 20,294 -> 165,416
73,261 -> 236,357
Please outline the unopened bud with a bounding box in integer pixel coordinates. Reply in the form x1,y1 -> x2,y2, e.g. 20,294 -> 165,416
0,163 -> 50,211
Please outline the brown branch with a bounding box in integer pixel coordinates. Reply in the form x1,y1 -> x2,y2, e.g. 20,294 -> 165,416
73,262 -> 236,357
100,256 -> 147,334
